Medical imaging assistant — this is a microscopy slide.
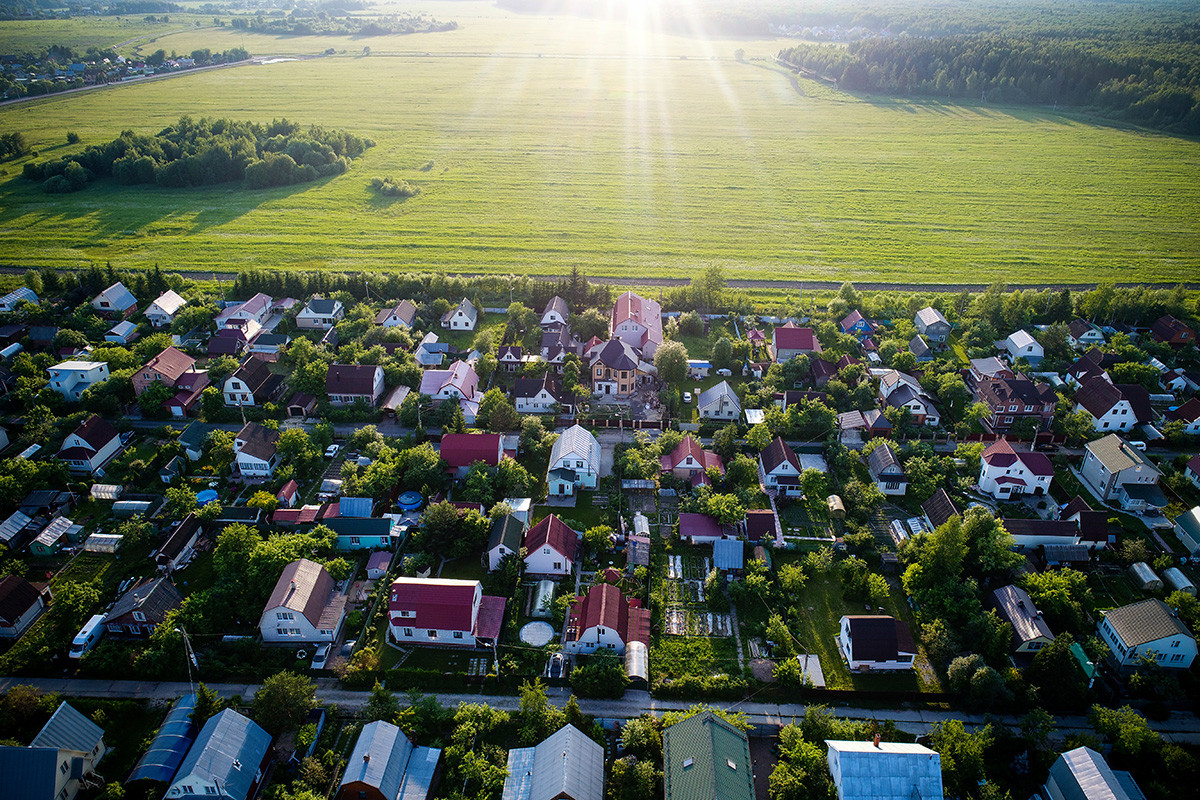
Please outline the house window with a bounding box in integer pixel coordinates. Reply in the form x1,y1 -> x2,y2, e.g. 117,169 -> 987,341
403,628 -> 413,637
453,631 -> 463,639
60,762 -> 68,775
205,787 -> 217,795
350,537 -> 360,545
428,630 -> 437,638
554,562 -> 562,570
885,482 -> 899,491
133,611 -> 146,622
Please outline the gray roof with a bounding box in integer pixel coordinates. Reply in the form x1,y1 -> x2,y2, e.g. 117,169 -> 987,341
31,702 -> 104,754
488,514 -> 524,553
502,723 -> 604,800
341,721 -> 440,800
1086,434 -> 1159,476
713,539 -> 744,571
339,497 -> 374,518
175,709 -> 272,800
698,380 -> 739,411
305,297 -> 340,315
663,712 -> 754,800
866,444 -> 903,480
543,295 -> 569,320
549,424 -> 600,468
178,422 -> 213,450
825,740 -> 943,800
0,747 -> 59,800
909,335 -> 930,357
915,306 -> 948,328
1046,746 -> 1138,800
1103,599 -> 1191,647
105,577 -> 182,626
991,585 -> 1053,646
264,559 -> 337,628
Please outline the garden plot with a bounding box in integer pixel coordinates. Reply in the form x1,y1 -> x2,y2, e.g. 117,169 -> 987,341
661,552 -> 732,637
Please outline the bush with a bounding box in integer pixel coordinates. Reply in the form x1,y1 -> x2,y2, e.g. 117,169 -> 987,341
370,176 -> 422,198
66,132 -> 80,145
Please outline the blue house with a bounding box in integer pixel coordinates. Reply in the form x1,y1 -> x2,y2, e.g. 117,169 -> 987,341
167,709 -> 272,800
323,517 -> 400,550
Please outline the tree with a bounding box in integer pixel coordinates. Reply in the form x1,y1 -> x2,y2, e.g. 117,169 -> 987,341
192,683 -> 226,726
1089,705 -> 1160,761
571,650 -> 628,698
609,757 -> 661,800
583,525 -> 613,555
246,491 -> 278,513
1025,634 -> 1089,712
619,716 -> 662,762
930,720 -> 992,800
251,671 -> 316,735
164,485 -> 198,517
747,423 -> 773,452
654,340 -> 688,388
711,337 -> 734,371
514,679 -> 566,745
362,681 -> 400,724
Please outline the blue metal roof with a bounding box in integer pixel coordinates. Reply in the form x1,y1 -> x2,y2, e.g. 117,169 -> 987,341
338,497 -> 373,518
713,539 -> 744,571
174,709 -> 271,800
0,747 -> 59,800
31,702 -> 104,755
127,694 -> 197,784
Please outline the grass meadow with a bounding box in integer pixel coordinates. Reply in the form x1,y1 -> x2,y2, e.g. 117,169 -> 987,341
0,2 -> 1197,284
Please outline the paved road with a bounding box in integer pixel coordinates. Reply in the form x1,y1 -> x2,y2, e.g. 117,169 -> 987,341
5,676 -> 1200,743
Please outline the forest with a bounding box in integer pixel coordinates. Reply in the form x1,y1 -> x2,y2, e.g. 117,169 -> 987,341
20,116 -> 373,193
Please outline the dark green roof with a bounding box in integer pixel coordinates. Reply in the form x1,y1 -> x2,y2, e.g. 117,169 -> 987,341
487,514 -> 523,553
663,712 -> 754,800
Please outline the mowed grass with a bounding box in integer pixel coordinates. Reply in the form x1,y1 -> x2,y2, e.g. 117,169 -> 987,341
0,15 -> 218,56
0,7 -> 1197,284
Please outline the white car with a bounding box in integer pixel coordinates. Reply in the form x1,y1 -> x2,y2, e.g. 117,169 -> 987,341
324,444 -> 341,459
310,644 -> 331,670
683,392 -> 693,403
716,368 -> 733,377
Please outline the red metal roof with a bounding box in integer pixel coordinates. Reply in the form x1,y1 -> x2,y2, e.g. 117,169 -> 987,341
679,513 -> 723,540
982,438 -> 1053,476
525,514 -> 579,562
773,326 -> 821,352
439,433 -> 502,469
389,578 -> 478,632
473,595 -> 507,640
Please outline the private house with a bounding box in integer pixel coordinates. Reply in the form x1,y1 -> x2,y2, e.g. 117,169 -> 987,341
825,740 -> 942,800
164,372 -> 210,418
678,513 -> 725,544
0,286 -> 37,312
589,338 -> 651,398
1160,368 -> 1200,393
1173,507 -> 1200,555
336,721 -> 440,800
610,291 -> 663,357
502,723 -> 603,800
47,360 -> 109,401
1165,398 -> 1200,435
146,290 -> 187,327
991,585 -> 1053,654
1074,377 -> 1154,432
840,310 -> 873,337
884,382 -> 941,427
838,615 -> 916,671
547,424 -> 601,496
1066,347 -> 1118,387
564,582 -> 650,656
524,514 -> 579,577
974,378 -> 1057,434
513,375 -> 570,414
414,332 -> 451,367
296,297 -> 344,330
663,711 -> 754,800
233,422 -> 280,478
366,551 -> 391,581
0,703 -> 106,800
327,364 -> 385,406
1044,747 -> 1145,800
387,578 -> 506,647
0,574 -> 50,638
978,439 -> 1053,499
914,306 -> 951,342
325,517 -> 399,551
1005,330 -> 1044,364
541,326 -> 580,370
155,514 -> 203,574
259,559 -> 346,645
441,297 -> 478,331
921,489 -> 960,530
440,432 -> 504,478
28,325 -> 58,350
1080,434 -> 1167,511
1098,598 -> 1197,670
909,335 -> 932,362
105,320 -> 139,344
866,444 -> 907,496
178,421 -> 212,461
132,346 -> 197,397
698,380 -> 741,420
286,391 -> 318,418
541,295 -> 570,329
103,577 -> 182,637
419,360 -> 480,422
216,293 -> 273,328
208,326 -> 252,357
838,409 -> 892,441
485,514 -> 525,571
744,509 -> 779,544
759,437 -> 803,497
772,323 -> 822,362
1152,314 -> 1196,347
223,354 -> 285,407
1188,454 -> 1200,490
663,435 -> 725,486
713,538 -> 744,577
167,709 -> 272,800
1067,319 -> 1105,349
57,416 -> 122,475
1003,518 -> 1084,550
967,356 -> 1016,386
277,480 -> 300,509
375,299 -> 418,328
91,281 -> 137,318
497,346 -> 523,372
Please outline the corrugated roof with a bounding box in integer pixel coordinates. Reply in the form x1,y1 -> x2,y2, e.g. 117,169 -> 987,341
843,616 -> 916,662
504,724 -> 604,800
915,306 -> 948,328
663,712 -> 754,800
1103,599 -> 1191,648
866,444 -> 902,480
525,515 -> 579,562
338,497 -> 373,518
549,425 -> 600,469
1086,434 -> 1158,475
825,740 -> 943,800
128,694 -> 197,784
31,702 -> 104,754
991,585 -> 1053,646
0,747 -> 58,798
265,559 -> 337,628
1047,746 -> 1134,800
488,514 -> 524,554
921,489 -> 960,529
105,577 -> 182,627
697,381 -> 738,411
174,709 -> 271,800
713,539 -> 744,571
341,721 -> 414,799
389,578 -> 478,632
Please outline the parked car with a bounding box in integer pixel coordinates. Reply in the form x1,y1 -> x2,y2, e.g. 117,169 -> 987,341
683,391 -> 693,404
324,444 -> 341,458
311,644 -> 331,670
548,653 -> 564,679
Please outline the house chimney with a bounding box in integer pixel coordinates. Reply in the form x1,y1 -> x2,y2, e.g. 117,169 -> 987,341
873,734 -> 881,748
363,754 -> 370,763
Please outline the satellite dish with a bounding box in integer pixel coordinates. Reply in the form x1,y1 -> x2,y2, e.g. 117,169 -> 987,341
296,650 -> 307,660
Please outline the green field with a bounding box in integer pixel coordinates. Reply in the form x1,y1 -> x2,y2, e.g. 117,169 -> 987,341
0,2 -> 1197,284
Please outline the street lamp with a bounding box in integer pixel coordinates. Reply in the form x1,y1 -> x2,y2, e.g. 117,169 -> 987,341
175,626 -> 197,696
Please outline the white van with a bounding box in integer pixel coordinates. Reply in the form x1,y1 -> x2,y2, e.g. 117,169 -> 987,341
69,615 -> 106,659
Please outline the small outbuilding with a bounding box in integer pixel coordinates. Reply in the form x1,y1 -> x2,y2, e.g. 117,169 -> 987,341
1163,567 -> 1196,596
1128,561 -> 1163,591
826,495 -> 845,519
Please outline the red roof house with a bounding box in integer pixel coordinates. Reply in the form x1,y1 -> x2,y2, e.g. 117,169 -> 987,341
439,433 -> 503,477
565,583 -> 650,655
524,514 -> 579,576
387,578 -> 504,647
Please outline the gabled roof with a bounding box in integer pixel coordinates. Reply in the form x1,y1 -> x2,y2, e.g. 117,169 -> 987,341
1004,518 -> 1080,541
157,514 -> 202,564
866,443 -> 903,480
1068,319 -> 1100,339
525,514 -> 579,562
0,575 -> 42,626
679,513 -> 723,540
1103,598 -> 1191,647
376,299 -> 417,326
1166,398 -> 1200,424
991,585 -> 1052,645
235,422 -> 279,462
230,354 -> 280,395
1075,376 -> 1128,418
773,325 -> 821,352
664,435 -> 724,474
663,712 -> 754,800
303,297 -> 341,316
143,346 -> 196,383
176,709 -> 272,800
550,424 -> 600,468
713,539 -> 744,571
745,510 -> 777,541
389,578 -> 478,632
542,295 -> 569,321
488,514 -> 524,553
611,291 -> 663,346
1047,746 -> 1138,800
341,721 -> 440,800
909,335 -> 930,358
504,724 -> 604,800
921,489 -> 960,529
265,559 -> 336,628
216,293 -> 272,325
1113,383 -> 1154,423
698,380 -> 739,410
440,433 -> 501,469
824,740 -> 943,800
843,615 -> 916,662
179,422 -> 213,450
150,289 -> 187,316
840,309 -> 867,331
65,415 -> 119,452
513,375 -> 565,403
105,577 -> 182,625
1086,434 -> 1159,476
760,436 -> 800,474
975,377 -> 1055,409
1006,329 -> 1039,350
31,702 -> 104,754
575,582 -> 649,645
95,281 -> 136,310
442,297 -> 478,323
326,364 -> 381,396
1152,314 -> 1195,343
915,306 -> 948,328
981,439 -> 1054,476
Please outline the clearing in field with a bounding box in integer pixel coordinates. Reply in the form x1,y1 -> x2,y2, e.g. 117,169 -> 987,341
0,1 -> 1196,284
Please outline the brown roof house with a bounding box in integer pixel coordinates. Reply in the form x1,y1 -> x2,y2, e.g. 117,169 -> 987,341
258,559 -> 347,645
838,615 -> 917,671
233,422 -> 280,479
760,436 -> 803,497
564,582 -> 650,657
375,299 -> 417,328
1152,314 -> 1196,347
223,354 -> 285,408
326,364 -> 385,406
132,346 -> 196,396
57,416 -> 123,475
0,574 -> 51,639
103,577 -> 182,637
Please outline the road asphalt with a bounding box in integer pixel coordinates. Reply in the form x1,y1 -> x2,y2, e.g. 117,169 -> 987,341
4,676 -> 1200,743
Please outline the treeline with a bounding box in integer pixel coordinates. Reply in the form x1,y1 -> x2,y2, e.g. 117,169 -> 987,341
780,34 -> 1200,133
229,13 -> 457,36
21,116 -> 373,193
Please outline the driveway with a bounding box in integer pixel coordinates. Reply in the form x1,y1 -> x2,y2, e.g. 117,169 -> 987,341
596,431 -> 625,477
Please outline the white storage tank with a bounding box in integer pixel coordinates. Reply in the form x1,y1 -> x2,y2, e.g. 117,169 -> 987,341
1162,567 -> 1197,596
1129,561 -> 1163,591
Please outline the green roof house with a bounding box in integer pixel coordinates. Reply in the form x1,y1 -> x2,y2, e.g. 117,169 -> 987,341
663,712 -> 754,800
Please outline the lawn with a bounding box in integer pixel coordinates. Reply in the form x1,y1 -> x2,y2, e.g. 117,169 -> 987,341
0,7 -> 1197,284
649,635 -> 741,683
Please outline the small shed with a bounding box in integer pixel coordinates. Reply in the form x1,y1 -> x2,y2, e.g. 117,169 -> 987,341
530,579 -> 556,618
625,640 -> 649,686
83,533 -> 122,553
366,551 -> 391,580
827,495 -> 846,519
713,539 -> 745,577
90,484 -> 124,501
1162,567 -> 1197,596
113,500 -> 153,518
1129,561 -> 1163,591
